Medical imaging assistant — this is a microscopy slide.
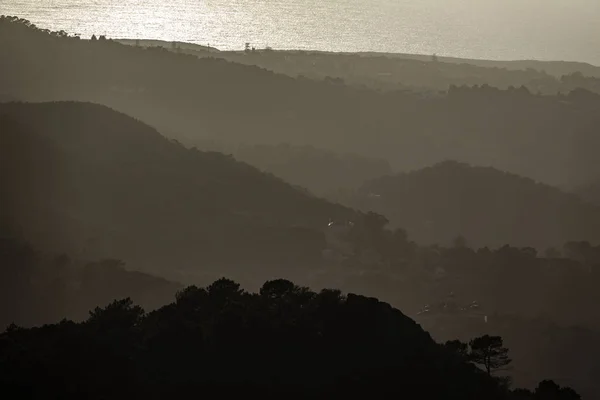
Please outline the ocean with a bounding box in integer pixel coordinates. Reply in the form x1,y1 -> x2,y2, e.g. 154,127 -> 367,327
4,0 -> 600,64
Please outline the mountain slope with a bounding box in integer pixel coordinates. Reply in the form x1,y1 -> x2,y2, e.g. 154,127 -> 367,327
193,48 -> 600,94
351,161 -> 600,248
0,238 -> 181,329
3,16 -> 600,187
0,101 -> 356,279
234,143 -> 392,196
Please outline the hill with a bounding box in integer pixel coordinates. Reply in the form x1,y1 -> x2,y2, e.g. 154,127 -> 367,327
0,278 -> 578,399
175,141 -> 394,196
113,39 -> 600,93
365,51 -> 600,78
343,161 -> 600,249
1,102 -> 598,397
205,49 -> 600,95
233,143 -> 392,196
0,101 -> 356,281
0,238 -> 181,329
3,16 -> 600,188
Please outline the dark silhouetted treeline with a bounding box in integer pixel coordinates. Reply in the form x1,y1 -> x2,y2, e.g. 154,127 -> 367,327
0,278 -> 581,399
422,311 -> 600,399
3,16 -> 600,187
2,236 -> 598,398
336,161 -> 600,248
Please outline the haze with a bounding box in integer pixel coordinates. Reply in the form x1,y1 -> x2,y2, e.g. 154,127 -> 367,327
4,0 -> 600,63
1,3 -> 600,400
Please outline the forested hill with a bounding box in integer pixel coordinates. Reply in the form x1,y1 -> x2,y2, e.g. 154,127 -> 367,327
0,278 -> 579,399
0,101 -> 356,278
201,49 -> 600,94
347,161 -> 600,248
3,16 -> 600,187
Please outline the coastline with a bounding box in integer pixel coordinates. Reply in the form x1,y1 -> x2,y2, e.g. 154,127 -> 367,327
113,38 -> 600,77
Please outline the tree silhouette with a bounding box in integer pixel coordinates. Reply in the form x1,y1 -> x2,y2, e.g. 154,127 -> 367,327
260,279 -> 300,300
444,339 -> 469,359
88,297 -> 144,330
175,285 -> 208,307
469,335 -> 511,376
0,277 -> 585,399
535,380 -> 581,400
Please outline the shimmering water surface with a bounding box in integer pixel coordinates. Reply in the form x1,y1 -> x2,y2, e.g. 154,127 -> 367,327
4,0 -> 600,64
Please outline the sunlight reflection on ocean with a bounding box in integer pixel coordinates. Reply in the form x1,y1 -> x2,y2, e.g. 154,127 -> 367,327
4,0 -> 600,64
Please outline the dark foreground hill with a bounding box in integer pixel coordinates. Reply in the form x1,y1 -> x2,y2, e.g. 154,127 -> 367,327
3,16 -> 600,187
0,278 -> 579,400
0,101 -> 355,279
345,161 -> 600,249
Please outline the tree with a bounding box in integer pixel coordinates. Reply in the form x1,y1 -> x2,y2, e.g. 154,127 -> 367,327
535,380 -> 581,400
469,335 -> 511,375
444,339 -> 469,359
260,279 -> 298,300
88,298 -> 144,331
175,285 -> 208,309
260,279 -> 314,314
207,278 -> 244,308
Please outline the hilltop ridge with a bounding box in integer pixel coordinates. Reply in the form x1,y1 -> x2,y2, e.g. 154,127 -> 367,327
344,161 -> 600,248
0,101 -> 356,281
